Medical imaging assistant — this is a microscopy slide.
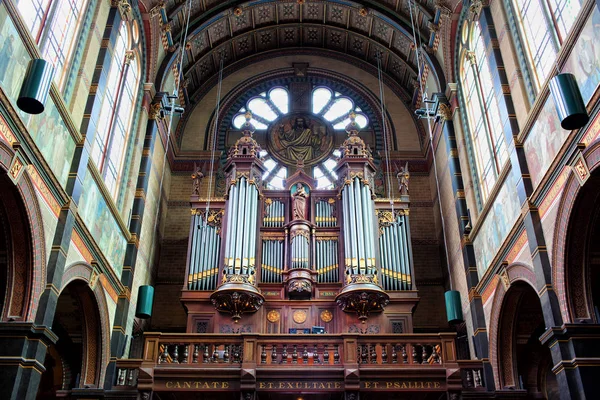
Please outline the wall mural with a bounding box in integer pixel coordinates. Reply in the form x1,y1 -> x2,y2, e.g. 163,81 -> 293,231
78,170 -> 127,276
523,8 -> 600,190
563,7 -> 600,104
473,168 -> 521,276
0,4 -> 75,187
523,96 -> 567,188
267,114 -> 333,167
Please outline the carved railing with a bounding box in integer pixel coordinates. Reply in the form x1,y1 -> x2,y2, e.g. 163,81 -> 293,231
114,359 -> 141,388
139,332 -> 457,367
115,333 -> 488,393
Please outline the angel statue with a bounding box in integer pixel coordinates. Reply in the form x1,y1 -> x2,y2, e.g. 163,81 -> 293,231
397,162 -> 410,196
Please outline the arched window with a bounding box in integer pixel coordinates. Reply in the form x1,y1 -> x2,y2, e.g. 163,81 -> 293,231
16,0 -> 89,89
460,21 -> 509,202
231,86 -> 368,190
90,20 -> 140,197
511,0 -> 581,91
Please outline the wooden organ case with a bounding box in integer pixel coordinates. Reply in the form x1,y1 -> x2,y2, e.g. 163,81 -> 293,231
181,115 -> 419,336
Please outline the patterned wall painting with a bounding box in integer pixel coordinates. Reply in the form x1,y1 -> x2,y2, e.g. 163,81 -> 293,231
563,7 -> 600,104
0,4 -> 75,187
523,96 -> 567,188
78,170 -> 127,276
473,168 -> 521,276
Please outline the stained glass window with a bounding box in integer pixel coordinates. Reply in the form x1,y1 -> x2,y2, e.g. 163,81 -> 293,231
16,0 -> 89,89
460,22 -> 508,202
90,21 -> 140,197
231,86 -> 368,131
512,0 -> 581,91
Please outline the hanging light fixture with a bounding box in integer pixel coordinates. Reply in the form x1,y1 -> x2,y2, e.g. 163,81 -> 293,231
17,59 -> 54,114
549,73 -> 589,130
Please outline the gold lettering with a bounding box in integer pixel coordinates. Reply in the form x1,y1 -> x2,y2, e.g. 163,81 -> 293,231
202,382 -> 210,389
426,382 -> 432,388
434,382 -> 441,388
259,382 -> 266,389
386,382 -> 393,389
166,381 -> 173,388
195,382 -> 201,388
335,382 -> 341,389
279,382 -> 285,389
184,382 -> 191,388
286,382 -> 294,389
174,382 -> 181,388
401,382 -> 407,388
268,382 -> 274,389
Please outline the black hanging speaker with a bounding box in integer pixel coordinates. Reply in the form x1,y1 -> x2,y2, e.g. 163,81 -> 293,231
17,59 -> 54,114
549,73 -> 589,130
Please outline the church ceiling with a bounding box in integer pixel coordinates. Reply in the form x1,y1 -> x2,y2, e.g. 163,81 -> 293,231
147,0 -> 448,106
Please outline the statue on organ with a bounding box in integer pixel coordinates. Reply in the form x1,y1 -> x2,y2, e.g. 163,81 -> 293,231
292,183 -> 308,220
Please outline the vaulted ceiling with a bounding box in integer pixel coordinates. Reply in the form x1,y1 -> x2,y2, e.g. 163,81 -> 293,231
141,0 -> 452,107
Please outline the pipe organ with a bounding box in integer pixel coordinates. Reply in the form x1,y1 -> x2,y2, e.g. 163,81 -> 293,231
315,238 -> 339,283
184,112 -> 418,332
378,210 -> 414,291
260,239 -> 284,283
187,209 -> 223,291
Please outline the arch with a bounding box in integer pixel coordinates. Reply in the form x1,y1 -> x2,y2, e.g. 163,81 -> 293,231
488,263 -> 537,389
179,62 -> 422,154
154,0 -> 441,103
56,263 -> 111,388
0,141 -> 46,322
552,138 -> 600,323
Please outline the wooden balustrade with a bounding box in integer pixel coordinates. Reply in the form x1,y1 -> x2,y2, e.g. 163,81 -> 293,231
140,332 -> 457,368
114,359 -> 142,387
117,333 -> 487,392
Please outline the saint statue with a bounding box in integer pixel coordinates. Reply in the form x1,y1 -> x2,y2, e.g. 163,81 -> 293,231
397,162 -> 409,196
191,163 -> 204,196
278,117 -> 322,162
292,183 -> 308,220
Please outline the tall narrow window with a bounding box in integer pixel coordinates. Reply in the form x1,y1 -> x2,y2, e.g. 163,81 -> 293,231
16,0 -> 89,89
512,0 -> 581,91
90,21 -> 140,197
460,22 -> 508,202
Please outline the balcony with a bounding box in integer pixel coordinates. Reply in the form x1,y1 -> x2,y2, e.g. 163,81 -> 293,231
113,332 -> 486,397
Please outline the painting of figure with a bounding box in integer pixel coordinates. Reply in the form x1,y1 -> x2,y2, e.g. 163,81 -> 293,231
0,5 -> 31,102
268,114 -> 332,167
524,96 -> 567,188
79,171 -> 127,275
563,8 -> 600,104
474,169 -> 521,275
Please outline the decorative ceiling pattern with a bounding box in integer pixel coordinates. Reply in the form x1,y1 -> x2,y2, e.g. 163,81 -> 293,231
149,0 -> 449,105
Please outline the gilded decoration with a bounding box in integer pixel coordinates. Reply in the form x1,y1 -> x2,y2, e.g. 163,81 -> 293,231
292,309 -> 308,324
267,309 -> 280,323
267,114 -> 333,167
320,309 -> 333,323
